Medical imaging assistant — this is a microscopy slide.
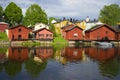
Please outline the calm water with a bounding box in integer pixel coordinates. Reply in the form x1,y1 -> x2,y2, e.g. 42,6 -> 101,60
0,46 -> 120,80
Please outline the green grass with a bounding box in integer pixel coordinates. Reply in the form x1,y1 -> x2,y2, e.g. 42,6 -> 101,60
53,35 -> 67,44
0,32 -> 8,40
22,41 -> 41,46
53,35 -> 68,49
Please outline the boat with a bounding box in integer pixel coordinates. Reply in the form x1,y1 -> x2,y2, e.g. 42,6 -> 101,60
95,42 -> 113,48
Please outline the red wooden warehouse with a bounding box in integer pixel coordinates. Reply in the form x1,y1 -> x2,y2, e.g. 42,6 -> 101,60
33,28 -> 53,40
8,25 -> 30,40
0,22 -> 9,32
61,24 -> 83,41
85,24 -> 116,41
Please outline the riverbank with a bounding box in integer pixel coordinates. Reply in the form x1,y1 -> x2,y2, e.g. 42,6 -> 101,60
1,40 -> 120,47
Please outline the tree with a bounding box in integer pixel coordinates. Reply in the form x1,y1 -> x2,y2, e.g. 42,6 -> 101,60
49,17 -> 56,37
4,2 -> 23,26
23,4 -> 48,26
99,4 -> 120,26
0,5 -> 3,21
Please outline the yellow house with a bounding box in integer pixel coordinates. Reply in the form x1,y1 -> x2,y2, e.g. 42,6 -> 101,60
75,21 -> 86,30
53,20 -> 73,34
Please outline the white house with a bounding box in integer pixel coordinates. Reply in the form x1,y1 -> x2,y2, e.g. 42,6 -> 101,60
34,23 -> 49,31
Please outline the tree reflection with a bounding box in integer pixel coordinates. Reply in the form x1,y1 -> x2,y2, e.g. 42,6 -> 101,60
0,65 -> 3,73
25,59 -> 47,77
4,60 -> 22,78
99,58 -> 120,78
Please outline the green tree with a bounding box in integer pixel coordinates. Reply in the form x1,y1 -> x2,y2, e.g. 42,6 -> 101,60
23,4 -> 48,26
0,5 -> 3,21
99,4 -> 120,26
4,2 -> 23,26
49,17 -> 56,37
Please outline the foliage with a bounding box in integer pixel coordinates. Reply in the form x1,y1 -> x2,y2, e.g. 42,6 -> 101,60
49,17 -> 57,37
0,5 -> 3,21
99,4 -> 120,26
4,2 -> 23,26
23,4 -> 48,26
53,35 -> 68,49
0,32 -> 8,40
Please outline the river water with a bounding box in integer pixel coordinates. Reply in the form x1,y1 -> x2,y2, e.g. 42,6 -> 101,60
0,46 -> 120,80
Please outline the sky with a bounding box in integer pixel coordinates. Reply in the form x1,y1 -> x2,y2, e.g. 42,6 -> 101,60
0,0 -> 120,20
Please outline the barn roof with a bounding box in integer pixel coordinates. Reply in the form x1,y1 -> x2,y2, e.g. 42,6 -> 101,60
33,28 -> 53,33
85,24 -> 116,32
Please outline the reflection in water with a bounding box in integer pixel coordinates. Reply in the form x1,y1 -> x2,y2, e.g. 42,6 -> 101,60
0,46 -> 120,80
61,47 -> 83,62
85,47 -> 115,63
8,47 -> 29,62
35,47 -> 53,60
25,59 -> 47,77
4,60 -> 21,78
99,58 -> 120,78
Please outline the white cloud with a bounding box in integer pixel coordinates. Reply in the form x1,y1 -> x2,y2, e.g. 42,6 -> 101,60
0,0 -> 120,19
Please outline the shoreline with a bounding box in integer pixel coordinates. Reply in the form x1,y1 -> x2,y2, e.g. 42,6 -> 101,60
0,40 -> 120,47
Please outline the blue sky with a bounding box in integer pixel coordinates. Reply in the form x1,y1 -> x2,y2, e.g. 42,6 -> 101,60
0,0 -> 120,20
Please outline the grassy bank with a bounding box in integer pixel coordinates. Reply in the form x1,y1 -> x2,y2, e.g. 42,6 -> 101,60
0,32 -> 8,40
53,35 -> 68,48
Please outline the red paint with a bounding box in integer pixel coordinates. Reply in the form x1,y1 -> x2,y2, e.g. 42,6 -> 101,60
8,25 -> 30,40
85,24 -> 116,40
33,28 -> 53,40
62,25 -> 83,41
0,23 -> 9,32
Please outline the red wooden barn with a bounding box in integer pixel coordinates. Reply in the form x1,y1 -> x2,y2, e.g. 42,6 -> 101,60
61,24 -> 83,41
0,22 -> 9,32
8,25 -> 30,40
85,24 -> 116,40
33,28 -> 53,40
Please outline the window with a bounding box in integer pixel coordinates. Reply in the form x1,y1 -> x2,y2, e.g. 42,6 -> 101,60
74,33 -> 78,37
18,35 -> 21,39
18,28 -> 21,32
106,31 -> 108,34
12,35 -> 14,40
38,34 -> 44,37
46,34 -> 49,37
49,34 -> 52,37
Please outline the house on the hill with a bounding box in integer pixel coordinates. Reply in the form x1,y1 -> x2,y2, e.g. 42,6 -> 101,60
53,20 -> 73,34
0,22 -> 9,32
34,23 -> 49,31
85,24 -> 116,41
8,25 -> 31,40
33,28 -> 53,41
61,24 -> 83,41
